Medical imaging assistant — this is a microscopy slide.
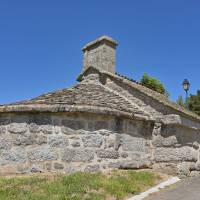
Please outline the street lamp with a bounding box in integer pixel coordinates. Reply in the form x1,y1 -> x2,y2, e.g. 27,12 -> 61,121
182,79 -> 190,109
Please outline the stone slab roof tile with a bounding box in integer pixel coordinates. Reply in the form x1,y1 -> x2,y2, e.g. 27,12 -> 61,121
1,66 -> 199,122
77,67 -> 200,121
82,35 -> 118,51
0,81 -> 151,120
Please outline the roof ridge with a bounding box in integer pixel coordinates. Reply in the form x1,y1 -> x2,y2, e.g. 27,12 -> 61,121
113,73 -> 200,121
77,66 -> 200,121
100,82 -> 153,119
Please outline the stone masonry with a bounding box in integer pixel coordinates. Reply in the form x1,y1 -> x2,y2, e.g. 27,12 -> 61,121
0,113 -> 153,174
0,36 -> 200,177
82,36 -> 117,74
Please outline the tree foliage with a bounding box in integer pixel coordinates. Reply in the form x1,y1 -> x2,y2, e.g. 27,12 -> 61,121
140,73 -> 169,97
188,90 -> 200,116
176,95 -> 185,107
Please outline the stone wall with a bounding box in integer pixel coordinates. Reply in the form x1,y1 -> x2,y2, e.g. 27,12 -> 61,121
0,113 -> 153,175
152,123 -> 200,177
0,112 -> 200,177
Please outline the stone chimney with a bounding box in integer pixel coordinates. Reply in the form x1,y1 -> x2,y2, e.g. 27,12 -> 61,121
82,36 -> 118,74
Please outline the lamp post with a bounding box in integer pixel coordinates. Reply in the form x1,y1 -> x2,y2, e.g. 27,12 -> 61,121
182,79 -> 190,109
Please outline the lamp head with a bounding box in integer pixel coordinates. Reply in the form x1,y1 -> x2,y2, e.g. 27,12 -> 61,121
182,79 -> 190,91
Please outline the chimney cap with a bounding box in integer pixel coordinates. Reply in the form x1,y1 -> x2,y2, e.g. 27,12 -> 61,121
82,35 -> 118,52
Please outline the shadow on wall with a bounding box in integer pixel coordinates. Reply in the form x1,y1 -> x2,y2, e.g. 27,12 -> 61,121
161,124 -> 200,148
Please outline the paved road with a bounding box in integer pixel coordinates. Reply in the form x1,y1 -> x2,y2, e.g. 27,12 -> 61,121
146,176 -> 200,200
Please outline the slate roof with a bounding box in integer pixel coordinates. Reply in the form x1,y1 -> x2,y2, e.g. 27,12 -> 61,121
0,66 -> 199,122
78,67 -> 200,121
0,77 -> 151,120
8,83 -> 144,114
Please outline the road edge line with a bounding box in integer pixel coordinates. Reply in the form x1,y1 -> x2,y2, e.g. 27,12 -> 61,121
127,176 -> 181,200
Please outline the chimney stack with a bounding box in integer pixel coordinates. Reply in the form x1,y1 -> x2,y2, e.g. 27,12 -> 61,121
82,36 -> 118,74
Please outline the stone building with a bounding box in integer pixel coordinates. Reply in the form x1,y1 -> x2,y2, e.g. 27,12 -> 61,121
0,36 -> 200,176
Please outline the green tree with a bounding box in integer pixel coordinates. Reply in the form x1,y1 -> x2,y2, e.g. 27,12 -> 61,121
140,73 -> 169,97
177,95 -> 185,107
188,90 -> 200,116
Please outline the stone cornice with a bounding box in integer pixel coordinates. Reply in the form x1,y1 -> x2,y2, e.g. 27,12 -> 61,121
0,104 -> 153,122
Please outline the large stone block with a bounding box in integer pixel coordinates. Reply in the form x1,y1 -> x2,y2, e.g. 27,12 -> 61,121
178,162 -> 193,177
82,134 -> 103,148
121,134 -> 146,152
40,125 -> 53,134
120,161 -> 140,169
105,133 -> 121,150
61,126 -> 77,135
161,115 -> 182,125
0,148 -> 27,165
28,147 -> 57,162
8,123 -> 28,134
13,133 -> 47,146
29,123 -> 40,133
96,149 -> 119,159
130,152 -> 151,161
131,153 -> 152,168
48,135 -> 69,147
152,123 -> 162,136
152,163 -> 179,175
30,165 -> 44,173
13,134 -> 32,146
61,148 -> 94,162
152,135 -> 178,147
154,147 -> 198,162
71,140 -> 81,147
0,136 -> 12,150
109,153 -> 152,169
194,162 -> 200,171
29,123 -> 53,134
108,161 -> 138,169
120,152 -> 129,158
84,164 -> 100,172
53,162 -> 64,170
0,126 -> 6,134
36,134 -> 48,145
98,129 -> 112,136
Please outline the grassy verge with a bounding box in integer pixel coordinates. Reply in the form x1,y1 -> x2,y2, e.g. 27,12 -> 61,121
0,170 -> 161,200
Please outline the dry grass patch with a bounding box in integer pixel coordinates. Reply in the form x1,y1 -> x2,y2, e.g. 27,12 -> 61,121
0,170 -> 162,200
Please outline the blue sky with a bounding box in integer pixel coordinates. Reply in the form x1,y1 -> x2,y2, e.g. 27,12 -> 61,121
0,0 -> 200,104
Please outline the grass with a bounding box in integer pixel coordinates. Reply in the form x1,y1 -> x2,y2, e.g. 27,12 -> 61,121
0,170 -> 161,200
